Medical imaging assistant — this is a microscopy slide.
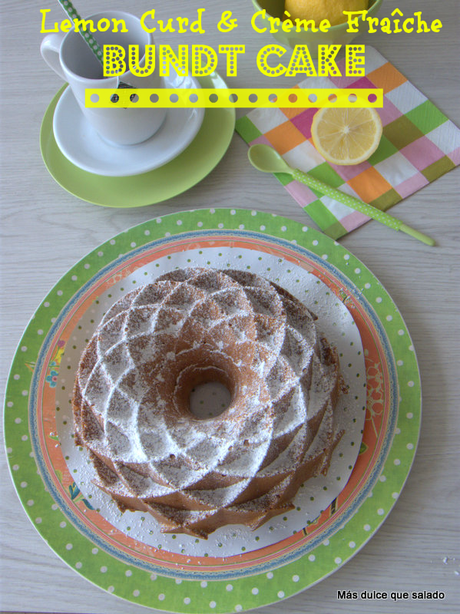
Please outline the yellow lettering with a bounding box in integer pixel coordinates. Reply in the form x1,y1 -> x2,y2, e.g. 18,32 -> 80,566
190,9 -> 205,34
257,44 -> 286,77
111,18 -> 128,33
294,18 -> 318,32
176,17 -> 189,34
192,45 -> 218,76
129,45 -> 156,77
415,12 -> 430,33
339,10 -> 442,36
141,9 -> 156,33
268,15 -> 282,33
217,11 -> 238,33
390,9 -> 403,33
218,45 -> 245,77
159,44 -> 188,77
158,18 -> 176,33
380,18 -> 392,34
73,18 -> 96,33
346,44 -> 365,77
40,9 -> 59,33
344,10 -> 367,33
251,9 -> 267,33
366,16 -> 379,33
73,17 -> 127,33
283,12 -> 330,32
97,18 -> 111,33
281,12 -> 330,33
61,19 -> 72,33
103,45 -> 126,77
286,45 -> 316,77
281,13 -> 294,33
402,18 -> 414,33
317,45 -> 341,76
392,18 -> 403,33
141,9 -> 205,34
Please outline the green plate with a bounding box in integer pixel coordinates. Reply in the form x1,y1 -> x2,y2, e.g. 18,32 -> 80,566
40,74 -> 235,207
5,209 -> 421,613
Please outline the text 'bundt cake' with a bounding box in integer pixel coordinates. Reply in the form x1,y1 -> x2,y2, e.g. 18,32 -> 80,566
72,267 -> 344,538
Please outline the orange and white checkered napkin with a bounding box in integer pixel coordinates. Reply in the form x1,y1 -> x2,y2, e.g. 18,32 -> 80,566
236,47 -> 460,239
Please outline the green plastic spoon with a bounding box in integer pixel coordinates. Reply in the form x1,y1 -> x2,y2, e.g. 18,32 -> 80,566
248,144 -> 435,247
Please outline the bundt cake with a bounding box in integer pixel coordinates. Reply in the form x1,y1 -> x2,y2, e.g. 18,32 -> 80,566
72,267 -> 344,538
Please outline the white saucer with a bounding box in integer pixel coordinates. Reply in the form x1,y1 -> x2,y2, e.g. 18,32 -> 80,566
53,73 -> 204,177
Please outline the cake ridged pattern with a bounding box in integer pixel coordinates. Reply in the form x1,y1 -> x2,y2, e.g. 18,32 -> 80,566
72,268 -> 343,538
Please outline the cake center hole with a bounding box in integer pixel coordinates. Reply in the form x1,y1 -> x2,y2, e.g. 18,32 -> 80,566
189,381 -> 232,420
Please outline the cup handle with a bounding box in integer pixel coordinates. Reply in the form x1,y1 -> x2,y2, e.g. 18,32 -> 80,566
40,32 -> 66,81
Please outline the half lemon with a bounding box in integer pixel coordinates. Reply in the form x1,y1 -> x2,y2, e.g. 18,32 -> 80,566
311,107 -> 383,166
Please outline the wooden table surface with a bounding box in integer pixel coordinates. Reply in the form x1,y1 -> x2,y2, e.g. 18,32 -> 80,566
1,1 -> 459,612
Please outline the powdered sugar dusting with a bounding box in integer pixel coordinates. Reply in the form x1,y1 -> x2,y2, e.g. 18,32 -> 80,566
72,267 -> 344,538
57,245 -> 366,557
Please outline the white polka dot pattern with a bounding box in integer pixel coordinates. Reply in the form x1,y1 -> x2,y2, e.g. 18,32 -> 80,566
292,169 -> 401,230
4,209 -> 420,614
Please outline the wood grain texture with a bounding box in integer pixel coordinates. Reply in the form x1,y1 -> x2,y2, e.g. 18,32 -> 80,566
1,0 -> 459,612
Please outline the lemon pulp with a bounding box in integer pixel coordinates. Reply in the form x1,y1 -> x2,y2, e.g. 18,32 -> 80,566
311,107 -> 383,166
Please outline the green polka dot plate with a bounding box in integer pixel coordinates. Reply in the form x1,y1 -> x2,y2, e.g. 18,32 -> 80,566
4,209 -> 421,613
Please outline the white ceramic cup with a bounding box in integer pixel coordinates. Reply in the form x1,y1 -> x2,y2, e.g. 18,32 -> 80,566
40,11 -> 166,146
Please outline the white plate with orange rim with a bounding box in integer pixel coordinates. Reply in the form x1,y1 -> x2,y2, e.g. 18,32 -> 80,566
5,209 -> 421,613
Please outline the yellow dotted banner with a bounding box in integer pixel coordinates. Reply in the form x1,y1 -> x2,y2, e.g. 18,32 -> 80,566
85,88 -> 383,108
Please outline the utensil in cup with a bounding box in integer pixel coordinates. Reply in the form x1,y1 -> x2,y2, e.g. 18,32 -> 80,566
41,11 -> 166,146
55,0 -> 133,96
